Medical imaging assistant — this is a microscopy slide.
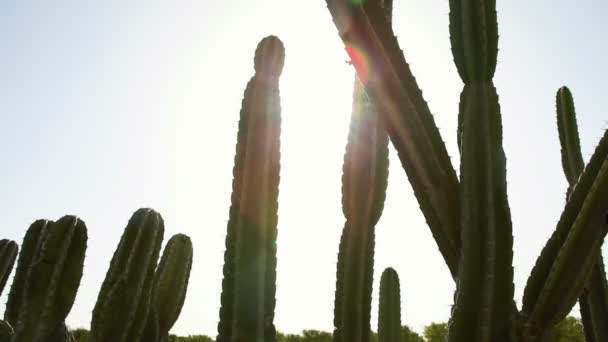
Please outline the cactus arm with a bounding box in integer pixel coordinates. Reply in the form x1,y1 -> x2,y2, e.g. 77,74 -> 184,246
325,0 -> 461,278
227,36 -> 284,342
522,129 -> 608,340
91,208 -> 164,342
0,320 -> 13,342
150,234 -> 193,340
12,216 -> 87,342
378,268 -> 401,342
0,240 -> 18,298
556,87 -> 585,191
554,86 -> 608,342
4,219 -> 51,326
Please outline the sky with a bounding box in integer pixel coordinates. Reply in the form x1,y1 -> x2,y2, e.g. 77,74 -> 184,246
0,0 -> 607,337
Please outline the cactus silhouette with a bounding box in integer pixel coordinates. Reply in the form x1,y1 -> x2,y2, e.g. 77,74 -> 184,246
10,216 -> 87,342
91,208 -> 164,342
216,35 -> 284,342
378,268 -> 401,342
0,239 -> 18,298
144,234 -> 193,342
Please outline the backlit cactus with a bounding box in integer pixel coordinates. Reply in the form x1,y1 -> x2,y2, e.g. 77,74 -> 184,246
10,216 -> 87,342
0,239 -> 18,298
0,320 -> 13,342
91,208 -> 164,342
216,35 -> 284,342
146,234 -> 193,342
378,268 -> 401,342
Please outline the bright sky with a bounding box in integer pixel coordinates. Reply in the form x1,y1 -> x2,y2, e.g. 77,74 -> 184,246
1,0 -> 607,337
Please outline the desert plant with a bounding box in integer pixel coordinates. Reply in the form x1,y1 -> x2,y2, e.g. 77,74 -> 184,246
9,216 -> 87,342
378,268 -> 401,342
90,208 -> 164,342
216,35 -> 284,342
144,234 -> 193,342
324,0 -> 608,341
0,239 -> 18,299
554,86 -> 608,341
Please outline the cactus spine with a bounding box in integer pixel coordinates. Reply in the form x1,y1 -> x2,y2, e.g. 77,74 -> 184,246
10,216 -> 87,342
146,234 -> 193,342
91,208 -> 164,342
325,0 -> 461,278
552,86 -> 608,341
378,268 -> 401,342
217,36 -> 284,342
333,3 -> 390,341
0,240 -> 18,298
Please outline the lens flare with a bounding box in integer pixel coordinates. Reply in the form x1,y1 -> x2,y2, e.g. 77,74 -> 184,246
345,43 -> 370,84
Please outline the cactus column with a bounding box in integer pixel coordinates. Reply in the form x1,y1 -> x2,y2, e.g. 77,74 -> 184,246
554,86 -> 608,342
10,216 -> 87,342
378,268 -> 401,342
0,239 -> 18,298
217,36 -> 284,342
144,234 -> 193,342
91,208 -> 164,342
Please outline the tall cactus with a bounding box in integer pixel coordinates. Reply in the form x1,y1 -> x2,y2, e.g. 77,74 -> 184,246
325,0 -> 461,278
91,208 -> 164,342
333,3 -> 390,341
0,239 -> 18,298
10,216 -> 87,342
145,234 -> 193,342
552,86 -> 608,342
378,268 -> 401,342
217,35 -> 284,342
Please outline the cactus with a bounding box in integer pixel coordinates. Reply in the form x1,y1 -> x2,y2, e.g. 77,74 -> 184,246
145,234 -> 193,342
217,35 -> 284,342
378,268 -> 401,342
333,3 -> 390,341
551,86 -> 608,342
4,220 -> 50,326
0,240 -> 18,298
91,208 -> 164,342
10,216 -> 87,342
325,0 -> 461,278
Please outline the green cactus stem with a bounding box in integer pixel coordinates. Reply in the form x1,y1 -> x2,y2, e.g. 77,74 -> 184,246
217,35 -> 284,342
12,216 -> 87,342
522,128 -> 608,341
325,0 -> 461,278
91,208 -> 164,342
4,219 -> 51,326
378,268 -> 401,342
553,86 -> 608,342
0,240 -> 18,298
147,234 -> 193,342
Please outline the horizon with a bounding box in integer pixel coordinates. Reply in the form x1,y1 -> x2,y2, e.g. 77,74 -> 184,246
1,0 -> 607,337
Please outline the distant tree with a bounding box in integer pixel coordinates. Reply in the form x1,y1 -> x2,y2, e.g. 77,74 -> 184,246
71,328 -> 90,342
168,334 -> 214,342
544,317 -> 584,342
401,325 -> 424,342
423,322 -> 448,342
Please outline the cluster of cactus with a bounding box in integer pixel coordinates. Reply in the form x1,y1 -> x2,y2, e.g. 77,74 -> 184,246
0,208 -> 192,342
325,0 -> 608,341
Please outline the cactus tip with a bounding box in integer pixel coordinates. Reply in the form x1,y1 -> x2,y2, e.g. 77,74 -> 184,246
254,35 -> 285,78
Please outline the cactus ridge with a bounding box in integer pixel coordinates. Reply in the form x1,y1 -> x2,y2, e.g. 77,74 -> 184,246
91,208 -> 164,342
378,268 -> 401,342
522,128 -> 608,339
0,320 -> 13,342
325,0 -> 462,278
0,240 -> 18,298
150,234 -> 193,340
12,215 -> 87,342
4,219 -> 51,326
